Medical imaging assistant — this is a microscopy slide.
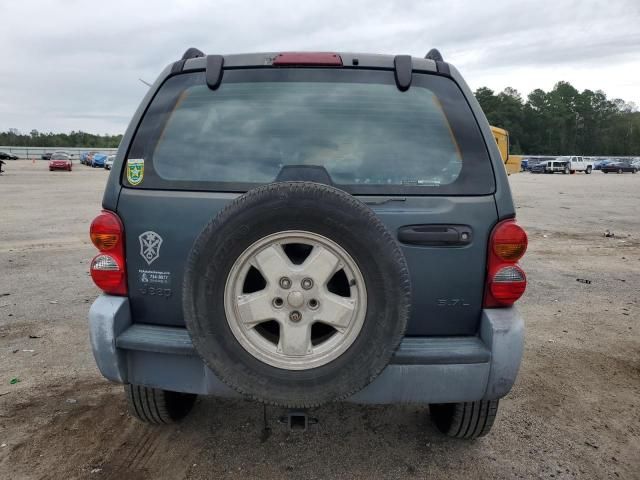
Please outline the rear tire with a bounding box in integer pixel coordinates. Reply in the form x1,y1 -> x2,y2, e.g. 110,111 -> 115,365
586,166 -> 592,174
633,169 -> 637,174
430,400 -> 499,439
570,169 -> 576,174
124,384 -> 197,424
618,168 -> 623,174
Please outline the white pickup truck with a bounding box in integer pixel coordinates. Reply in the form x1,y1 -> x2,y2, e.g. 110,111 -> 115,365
555,156 -> 593,174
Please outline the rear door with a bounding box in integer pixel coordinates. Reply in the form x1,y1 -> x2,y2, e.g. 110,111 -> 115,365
367,195 -> 496,335
117,67 -> 498,336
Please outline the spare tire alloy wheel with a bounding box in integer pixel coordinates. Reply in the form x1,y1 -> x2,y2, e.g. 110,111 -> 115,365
225,231 -> 366,370
183,182 -> 411,407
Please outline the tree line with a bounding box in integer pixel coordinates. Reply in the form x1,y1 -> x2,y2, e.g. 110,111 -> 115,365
475,82 -> 639,156
0,129 -> 122,148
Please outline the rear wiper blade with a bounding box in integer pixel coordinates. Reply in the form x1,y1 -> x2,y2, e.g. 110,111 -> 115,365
363,197 -> 407,205
401,180 -> 441,187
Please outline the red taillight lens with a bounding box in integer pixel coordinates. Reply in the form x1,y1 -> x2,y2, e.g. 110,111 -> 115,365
489,265 -> 527,304
90,210 -> 127,295
493,222 -> 528,261
90,254 -> 126,294
90,212 -> 122,250
484,219 -> 527,307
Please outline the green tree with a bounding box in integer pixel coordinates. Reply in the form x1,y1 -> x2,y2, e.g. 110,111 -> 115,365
0,130 -> 123,148
475,81 -> 640,156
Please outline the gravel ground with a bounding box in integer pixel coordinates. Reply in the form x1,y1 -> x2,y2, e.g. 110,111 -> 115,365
1,161 -> 639,479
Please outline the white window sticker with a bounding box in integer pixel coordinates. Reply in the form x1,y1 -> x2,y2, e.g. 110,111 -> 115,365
139,231 -> 163,265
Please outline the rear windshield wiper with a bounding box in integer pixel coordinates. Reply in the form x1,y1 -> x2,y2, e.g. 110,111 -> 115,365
363,197 -> 407,205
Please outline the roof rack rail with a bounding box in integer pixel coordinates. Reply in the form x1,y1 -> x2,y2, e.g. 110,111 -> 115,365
425,48 -> 444,62
181,47 -> 205,60
172,48 -> 207,75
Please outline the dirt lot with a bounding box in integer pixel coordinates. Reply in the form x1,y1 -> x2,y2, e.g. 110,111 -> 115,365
1,161 -> 639,479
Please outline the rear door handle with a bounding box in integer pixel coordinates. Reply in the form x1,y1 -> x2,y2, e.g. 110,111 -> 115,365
397,225 -> 472,246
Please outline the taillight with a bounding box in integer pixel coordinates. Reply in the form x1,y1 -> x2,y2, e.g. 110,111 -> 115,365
484,219 -> 527,307
90,210 -> 127,295
492,222 -> 527,261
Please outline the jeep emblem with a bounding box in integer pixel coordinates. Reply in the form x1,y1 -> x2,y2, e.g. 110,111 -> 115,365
139,231 -> 163,265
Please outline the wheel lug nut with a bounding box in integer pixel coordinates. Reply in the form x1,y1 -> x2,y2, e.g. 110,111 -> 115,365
308,299 -> 319,310
301,278 -> 313,290
279,277 -> 292,289
272,297 -> 284,308
289,311 -> 302,322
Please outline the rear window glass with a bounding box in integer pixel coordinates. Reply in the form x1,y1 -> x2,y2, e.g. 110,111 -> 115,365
126,69 -> 494,195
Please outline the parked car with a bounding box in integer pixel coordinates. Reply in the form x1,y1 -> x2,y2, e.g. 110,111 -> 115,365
49,153 -> 72,171
546,160 -> 571,174
555,155 -> 593,174
529,161 -> 547,173
593,159 -> 612,170
41,152 -> 53,160
88,48 -> 528,438
104,155 -> 115,170
520,158 -> 529,171
92,153 -> 108,168
601,161 -> 638,174
0,151 -> 19,160
84,151 -> 98,166
531,160 -> 569,174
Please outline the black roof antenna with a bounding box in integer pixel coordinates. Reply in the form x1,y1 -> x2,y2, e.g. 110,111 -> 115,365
182,47 -> 205,60
425,49 -> 444,62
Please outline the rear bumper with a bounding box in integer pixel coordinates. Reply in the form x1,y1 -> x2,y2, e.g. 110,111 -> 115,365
89,295 -> 524,404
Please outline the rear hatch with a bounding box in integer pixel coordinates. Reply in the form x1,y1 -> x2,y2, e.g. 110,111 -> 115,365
116,62 -> 498,336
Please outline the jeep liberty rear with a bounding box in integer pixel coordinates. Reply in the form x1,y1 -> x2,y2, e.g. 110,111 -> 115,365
88,49 -> 527,438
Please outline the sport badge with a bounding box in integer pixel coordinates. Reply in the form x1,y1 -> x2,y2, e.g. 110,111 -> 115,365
127,158 -> 144,185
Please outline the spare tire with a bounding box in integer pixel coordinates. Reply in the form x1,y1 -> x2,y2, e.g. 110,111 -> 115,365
183,182 -> 411,407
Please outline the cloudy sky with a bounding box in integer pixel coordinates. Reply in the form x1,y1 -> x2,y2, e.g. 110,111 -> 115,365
1,0 -> 639,134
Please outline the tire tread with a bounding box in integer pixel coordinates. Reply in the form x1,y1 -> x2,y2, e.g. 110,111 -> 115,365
430,399 -> 500,439
125,384 -> 196,424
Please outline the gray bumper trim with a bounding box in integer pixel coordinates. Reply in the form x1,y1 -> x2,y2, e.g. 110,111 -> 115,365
117,324 -> 195,356
89,295 -> 524,404
480,307 -> 525,399
88,295 -> 131,383
117,324 -> 491,365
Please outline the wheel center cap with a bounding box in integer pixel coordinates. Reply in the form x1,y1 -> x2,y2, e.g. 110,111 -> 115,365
287,291 -> 304,308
